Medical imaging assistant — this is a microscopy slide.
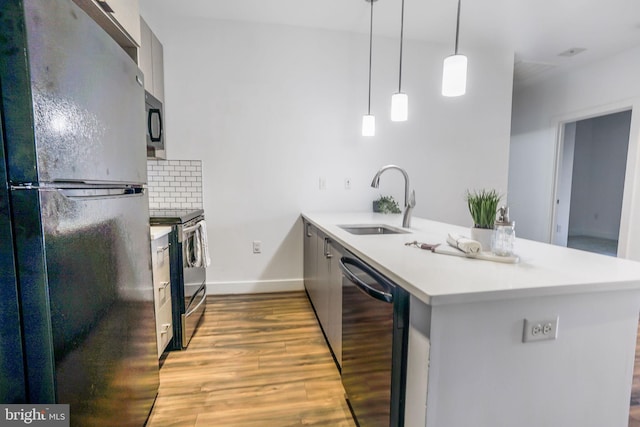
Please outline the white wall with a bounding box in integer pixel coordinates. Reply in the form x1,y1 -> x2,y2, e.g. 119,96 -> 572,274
553,122 -> 575,246
139,6 -> 514,294
509,46 -> 640,260
424,289 -> 640,427
568,111 -> 630,240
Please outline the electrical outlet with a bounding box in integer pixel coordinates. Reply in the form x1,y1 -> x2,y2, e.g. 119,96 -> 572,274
531,323 -> 543,336
252,240 -> 262,254
523,317 -> 559,343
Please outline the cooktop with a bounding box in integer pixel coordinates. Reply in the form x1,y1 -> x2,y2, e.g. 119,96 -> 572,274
149,208 -> 204,225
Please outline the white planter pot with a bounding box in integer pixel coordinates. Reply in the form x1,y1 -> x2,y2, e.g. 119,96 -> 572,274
470,227 -> 494,252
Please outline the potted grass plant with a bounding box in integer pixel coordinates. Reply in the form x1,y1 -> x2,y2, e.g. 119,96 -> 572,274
372,195 -> 402,214
466,189 -> 501,250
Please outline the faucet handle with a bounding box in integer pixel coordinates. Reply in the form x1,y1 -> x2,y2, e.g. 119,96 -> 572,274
408,190 -> 416,208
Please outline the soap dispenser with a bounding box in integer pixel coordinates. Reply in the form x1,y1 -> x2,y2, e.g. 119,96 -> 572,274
492,206 -> 515,256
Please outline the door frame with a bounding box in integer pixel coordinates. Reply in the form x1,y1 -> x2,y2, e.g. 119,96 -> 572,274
549,99 -> 638,258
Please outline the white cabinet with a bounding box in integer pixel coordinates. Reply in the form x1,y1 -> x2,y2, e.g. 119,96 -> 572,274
151,226 -> 173,358
303,220 -> 343,366
139,17 -> 165,102
72,0 -> 140,61
104,0 -> 141,45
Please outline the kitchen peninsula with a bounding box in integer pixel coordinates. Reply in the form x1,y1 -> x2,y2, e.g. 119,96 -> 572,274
302,212 -> 640,427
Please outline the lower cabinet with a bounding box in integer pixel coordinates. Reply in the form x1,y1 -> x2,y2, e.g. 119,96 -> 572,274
303,220 -> 343,366
326,242 -> 343,365
150,227 -> 173,358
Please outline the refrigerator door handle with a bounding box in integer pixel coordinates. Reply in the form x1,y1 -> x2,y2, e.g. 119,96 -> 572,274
57,187 -> 145,200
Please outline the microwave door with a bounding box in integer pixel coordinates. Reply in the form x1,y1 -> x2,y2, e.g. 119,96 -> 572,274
148,108 -> 163,147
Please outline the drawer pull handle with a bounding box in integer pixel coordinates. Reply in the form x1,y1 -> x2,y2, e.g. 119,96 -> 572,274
160,324 -> 171,334
160,281 -> 170,290
324,237 -> 332,258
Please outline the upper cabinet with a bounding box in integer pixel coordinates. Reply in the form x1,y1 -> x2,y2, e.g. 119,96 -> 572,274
72,0 -> 141,61
139,17 -> 165,103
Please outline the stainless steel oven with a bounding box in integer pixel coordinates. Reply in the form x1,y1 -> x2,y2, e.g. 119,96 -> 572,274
149,209 -> 207,350
178,215 -> 207,348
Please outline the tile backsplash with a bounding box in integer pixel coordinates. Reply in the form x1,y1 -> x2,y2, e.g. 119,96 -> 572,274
147,160 -> 203,210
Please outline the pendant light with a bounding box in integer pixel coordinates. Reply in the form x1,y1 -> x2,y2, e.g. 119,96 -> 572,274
362,0 -> 376,136
390,0 -> 407,121
442,0 -> 467,97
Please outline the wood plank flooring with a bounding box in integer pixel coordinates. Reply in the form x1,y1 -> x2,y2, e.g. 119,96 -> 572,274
147,292 -> 640,426
146,292 -> 356,427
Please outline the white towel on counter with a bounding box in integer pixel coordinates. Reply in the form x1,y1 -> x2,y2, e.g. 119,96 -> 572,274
199,220 -> 212,267
446,233 -> 482,254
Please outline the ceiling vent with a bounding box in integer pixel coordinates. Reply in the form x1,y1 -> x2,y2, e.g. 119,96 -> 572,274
558,47 -> 587,57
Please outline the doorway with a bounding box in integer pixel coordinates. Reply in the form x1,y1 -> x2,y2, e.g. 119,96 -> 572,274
552,109 -> 632,256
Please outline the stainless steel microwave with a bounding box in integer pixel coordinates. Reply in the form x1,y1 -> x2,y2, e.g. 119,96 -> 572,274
145,91 -> 165,158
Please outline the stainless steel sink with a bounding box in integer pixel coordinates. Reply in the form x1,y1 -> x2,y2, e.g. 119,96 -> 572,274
338,224 -> 410,235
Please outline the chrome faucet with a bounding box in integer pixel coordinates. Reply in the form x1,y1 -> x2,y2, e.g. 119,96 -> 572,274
370,164 -> 416,228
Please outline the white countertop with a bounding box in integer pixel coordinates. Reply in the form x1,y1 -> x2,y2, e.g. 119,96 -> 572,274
150,226 -> 172,241
302,212 -> 640,306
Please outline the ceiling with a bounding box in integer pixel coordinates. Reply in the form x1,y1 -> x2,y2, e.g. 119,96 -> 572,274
145,0 -> 640,85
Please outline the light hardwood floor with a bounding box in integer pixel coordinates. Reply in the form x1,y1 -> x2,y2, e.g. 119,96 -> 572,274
147,292 -> 640,426
147,292 -> 356,427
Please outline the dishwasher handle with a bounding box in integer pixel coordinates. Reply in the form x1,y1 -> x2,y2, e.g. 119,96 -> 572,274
339,257 -> 393,303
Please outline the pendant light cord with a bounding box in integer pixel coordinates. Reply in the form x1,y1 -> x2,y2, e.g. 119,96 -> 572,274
367,0 -> 374,115
454,0 -> 461,54
397,0 -> 405,92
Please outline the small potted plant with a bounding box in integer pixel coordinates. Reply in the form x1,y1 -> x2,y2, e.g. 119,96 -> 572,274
466,189 -> 501,250
373,195 -> 402,214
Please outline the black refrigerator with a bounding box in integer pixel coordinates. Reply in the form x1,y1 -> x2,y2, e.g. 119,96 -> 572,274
0,0 -> 159,425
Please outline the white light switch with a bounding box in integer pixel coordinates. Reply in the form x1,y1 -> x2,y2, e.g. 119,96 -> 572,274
319,177 -> 326,190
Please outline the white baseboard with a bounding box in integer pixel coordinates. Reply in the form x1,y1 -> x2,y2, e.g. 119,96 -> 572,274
206,278 -> 304,295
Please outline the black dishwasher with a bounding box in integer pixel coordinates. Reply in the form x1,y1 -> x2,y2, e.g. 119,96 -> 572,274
340,256 -> 409,427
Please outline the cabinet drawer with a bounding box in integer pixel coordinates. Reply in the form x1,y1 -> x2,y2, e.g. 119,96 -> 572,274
156,280 -> 171,307
156,299 -> 173,357
152,238 -> 170,284
150,227 -> 173,357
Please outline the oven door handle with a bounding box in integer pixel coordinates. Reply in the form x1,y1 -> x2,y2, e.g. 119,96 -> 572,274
339,257 -> 393,303
185,285 -> 207,317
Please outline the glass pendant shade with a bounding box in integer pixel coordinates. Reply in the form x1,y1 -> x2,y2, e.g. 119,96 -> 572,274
362,114 -> 375,136
442,54 -> 467,97
390,93 -> 408,121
